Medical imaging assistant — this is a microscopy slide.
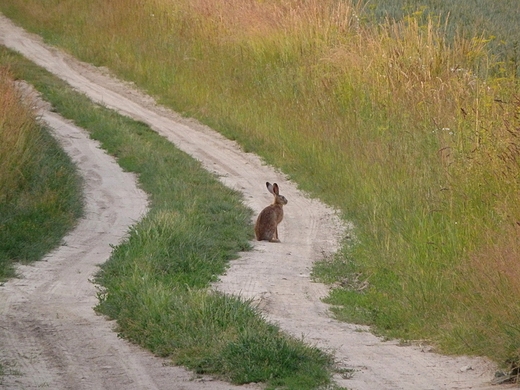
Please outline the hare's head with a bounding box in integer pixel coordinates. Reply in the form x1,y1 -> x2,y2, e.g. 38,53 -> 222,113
267,182 -> 288,206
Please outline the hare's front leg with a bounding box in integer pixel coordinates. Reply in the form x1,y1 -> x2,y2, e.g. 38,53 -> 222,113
271,226 -> 280,243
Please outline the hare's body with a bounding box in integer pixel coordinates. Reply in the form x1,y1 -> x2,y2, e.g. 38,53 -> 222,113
254,182 -> 288,242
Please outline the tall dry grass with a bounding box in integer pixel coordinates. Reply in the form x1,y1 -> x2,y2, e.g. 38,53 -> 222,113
0,66 -> 37,202
2,0 -> 519,365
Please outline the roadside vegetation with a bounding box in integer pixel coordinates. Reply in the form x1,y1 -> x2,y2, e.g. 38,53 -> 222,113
2,0 -> 520,374
0,65 -> 82,281
0,47 -> 340,389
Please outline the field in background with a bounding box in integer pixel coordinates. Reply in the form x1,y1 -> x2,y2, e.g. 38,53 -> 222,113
1,0 -> 519,369
0,65 -> 83,280
365,0 -> 520,77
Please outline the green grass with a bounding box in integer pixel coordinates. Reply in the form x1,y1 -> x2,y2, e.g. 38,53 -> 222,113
0,46 -> 341,389
0,62 -> 83,280
2,0 -> 520,371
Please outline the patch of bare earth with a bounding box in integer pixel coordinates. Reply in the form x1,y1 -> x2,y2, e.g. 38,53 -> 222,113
0,14 -> 506,390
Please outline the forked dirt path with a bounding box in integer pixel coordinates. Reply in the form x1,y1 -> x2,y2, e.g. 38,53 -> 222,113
0,14 -> 505,390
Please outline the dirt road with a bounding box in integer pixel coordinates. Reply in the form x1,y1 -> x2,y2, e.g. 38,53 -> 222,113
0,14 -> 503,390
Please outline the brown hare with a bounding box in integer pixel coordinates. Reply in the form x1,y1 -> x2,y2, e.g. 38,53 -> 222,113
254,182 -> 288,242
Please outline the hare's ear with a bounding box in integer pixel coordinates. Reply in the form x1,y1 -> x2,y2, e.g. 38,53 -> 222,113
266,182 -> 275,195
272,183 -> 279,195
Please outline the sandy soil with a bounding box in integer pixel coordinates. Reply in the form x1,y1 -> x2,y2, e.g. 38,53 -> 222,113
0,14 -> 508,390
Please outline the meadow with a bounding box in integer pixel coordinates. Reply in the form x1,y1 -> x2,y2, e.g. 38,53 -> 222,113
1,0 -> 519,373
